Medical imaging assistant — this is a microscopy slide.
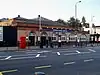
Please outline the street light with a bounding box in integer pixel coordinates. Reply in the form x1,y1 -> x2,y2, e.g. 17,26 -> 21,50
38,15 -> 42,30
75,1 -> 81,19
38,15 -> 42,48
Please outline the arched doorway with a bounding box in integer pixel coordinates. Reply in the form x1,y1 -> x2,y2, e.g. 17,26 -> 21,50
52,32 -> 58,46
68,33 -> 77,46
61,33 -> 66,45
79,34 -> 87,46
41,31 -> 48,46
28,31 -> 36,46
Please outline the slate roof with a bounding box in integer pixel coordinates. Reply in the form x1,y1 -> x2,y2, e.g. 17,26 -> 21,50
14,15 -> 65,26
0,18 -> 9,21
14,15 -> 27,20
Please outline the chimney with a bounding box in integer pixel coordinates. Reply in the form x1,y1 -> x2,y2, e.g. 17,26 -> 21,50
38,15 -> 40,18
18,15 -> 20,17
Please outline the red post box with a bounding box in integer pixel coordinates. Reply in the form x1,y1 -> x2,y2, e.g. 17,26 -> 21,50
19,36 -> 26,49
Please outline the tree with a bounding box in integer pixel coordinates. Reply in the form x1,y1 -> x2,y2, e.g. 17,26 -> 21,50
67,17 -> 76,28
56,19 -> 67,25
82,16 -> 86,24
82,16 -> 86,27
67,17 -> 81,29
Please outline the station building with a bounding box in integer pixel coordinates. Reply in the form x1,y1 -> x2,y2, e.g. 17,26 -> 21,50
0,15 -> 89,46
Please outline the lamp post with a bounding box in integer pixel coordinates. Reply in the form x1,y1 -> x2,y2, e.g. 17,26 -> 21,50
75,1 -> 81,31
75,1 -> 81,19
38,15 -> 42,48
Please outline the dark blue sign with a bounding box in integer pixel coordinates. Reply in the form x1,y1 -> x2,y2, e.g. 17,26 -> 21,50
53,29 -> 72,32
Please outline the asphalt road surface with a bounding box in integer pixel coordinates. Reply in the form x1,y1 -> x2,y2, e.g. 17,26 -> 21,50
0,46 -> 100,75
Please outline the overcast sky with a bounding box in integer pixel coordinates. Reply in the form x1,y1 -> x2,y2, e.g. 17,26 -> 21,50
0,0 -> 100,25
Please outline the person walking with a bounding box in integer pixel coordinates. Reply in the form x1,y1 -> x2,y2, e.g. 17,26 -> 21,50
58,39 -> 61,48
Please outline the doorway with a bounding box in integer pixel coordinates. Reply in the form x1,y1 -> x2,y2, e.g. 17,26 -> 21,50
29,36 -> 35,46
40,31 -> 48,46
41,36 -> 46,46
28,31 -> 36,46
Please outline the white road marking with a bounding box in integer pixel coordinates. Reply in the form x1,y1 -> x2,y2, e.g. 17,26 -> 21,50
26,52 -> 37,54
35,65 -> 52,69
0,56 -> 8,58
57,52 -> 60,56
64,62 -> 75,65
84,59 -> 94,62
37,51 -> 51,53
39,56 -> 47,58
81,52 -> 91,54
26,54 -> 37,56
64,51 -> 90,56
36,54 -> 40,57
12,54 -> 37,57
64,53 -> 78,55
52,50 -> 76,53
58,49 -> 68,50
10,56 -> 36,60
0,59 -> 7,60
28,50 -> 36,51
0,54 -> 37,58
60,50 -> 76,53
76,50 -> 81,54
4,56 -> 47,60
88,49 -> 96,52
37,52 -> 43,53
5,56 -> 12,60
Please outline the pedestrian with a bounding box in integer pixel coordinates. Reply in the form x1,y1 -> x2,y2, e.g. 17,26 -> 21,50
50,41 -> 53,48
77,39 -> 80,47
46,40 -> 48,48
40,42 -> 43,48
58,39 -> 61,48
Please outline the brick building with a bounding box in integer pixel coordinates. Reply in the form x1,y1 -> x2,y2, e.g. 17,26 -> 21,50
0,15 -> 89,46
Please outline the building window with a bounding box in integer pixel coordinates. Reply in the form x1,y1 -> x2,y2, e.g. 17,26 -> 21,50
69,37 -> 76,41
52,37 -> 56,40
80,37 -> 87,41
61,36 -> 66,40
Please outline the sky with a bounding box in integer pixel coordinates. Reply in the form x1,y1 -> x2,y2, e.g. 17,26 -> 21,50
0,0 -> 100,25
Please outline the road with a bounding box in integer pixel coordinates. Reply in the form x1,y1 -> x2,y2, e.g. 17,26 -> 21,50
0,46 -> 100,75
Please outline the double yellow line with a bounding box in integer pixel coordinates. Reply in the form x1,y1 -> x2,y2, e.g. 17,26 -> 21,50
0,69 -> 18,75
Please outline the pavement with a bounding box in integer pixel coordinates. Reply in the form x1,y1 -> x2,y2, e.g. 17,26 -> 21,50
0,46 -> 100,75
0,43 -> 99,52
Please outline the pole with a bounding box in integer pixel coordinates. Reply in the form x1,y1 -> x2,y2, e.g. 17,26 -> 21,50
90,16 -> 94,34
75,4 -> 77,19
38,15 -> 43,48
75,1 -> 81,19
75,1 -> 81,30
39,15 -> 42,30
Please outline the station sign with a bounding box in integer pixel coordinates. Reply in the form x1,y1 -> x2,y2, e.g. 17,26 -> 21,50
53,29 -> 72,32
